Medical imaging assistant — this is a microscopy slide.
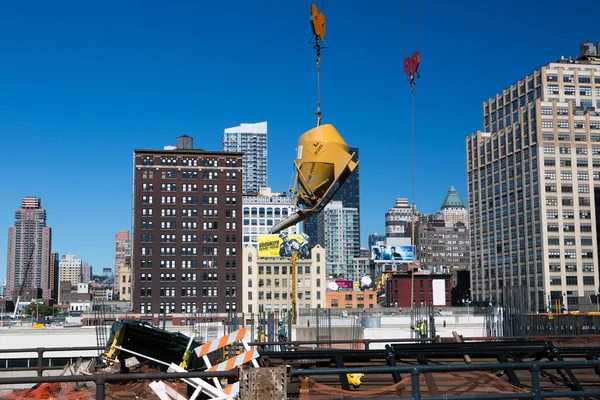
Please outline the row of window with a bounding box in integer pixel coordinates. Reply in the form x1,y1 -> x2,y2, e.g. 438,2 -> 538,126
545,184 -> 591,193
140,234 -> 237,243
157,272 -> 234,281
542,133 -> 600,141
546,86 -> 600,96
549,264 -> 594,272
140,157 -> 237,168
543,146 -> 600,155
546,75 -> 600,84
544,171 -> 600,180
549,276 -> 595,285
248,264 -> 321,274
546,197 -> 592,208
547,223 -> 592,232
545,210 -> 591,220
251,290 -> 318,301
139,286 -> 238,298
547,250 -> 594,259
139,246 -> 238,256
138,260 -> 237,269
138,302 -> 236,314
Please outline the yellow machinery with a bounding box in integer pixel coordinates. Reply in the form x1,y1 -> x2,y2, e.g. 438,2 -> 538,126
271,3 -> 358,235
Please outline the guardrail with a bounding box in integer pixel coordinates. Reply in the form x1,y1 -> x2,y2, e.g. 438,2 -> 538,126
290,359 -> 600,400
0,346 -> 100,376
0,369 -> 237,400
1,336 -> 598,376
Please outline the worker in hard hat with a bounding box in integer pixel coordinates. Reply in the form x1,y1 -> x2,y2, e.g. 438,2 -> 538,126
277,321 -> 287,351
254,325 -> 267,351
412,319 -> 427,338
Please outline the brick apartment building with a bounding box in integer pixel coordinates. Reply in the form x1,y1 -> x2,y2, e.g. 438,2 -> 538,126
132,135 -> 243,314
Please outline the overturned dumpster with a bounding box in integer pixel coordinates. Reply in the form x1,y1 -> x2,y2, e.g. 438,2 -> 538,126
101,320 -> 205,371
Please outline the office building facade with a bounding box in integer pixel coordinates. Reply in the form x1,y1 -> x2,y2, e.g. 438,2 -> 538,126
114,230 -> 131,297
5,197 -> 52,300
243,244 -> 326,313
467,44 -> 600,311
133,135 -> 243,314
58,254 -> 82,286
223,122 -> 267,195
242,187 -> 299,247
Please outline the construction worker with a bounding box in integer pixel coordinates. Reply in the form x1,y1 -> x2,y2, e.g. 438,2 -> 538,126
254,325 -> 266,351
416,319 -> 427,338
277,321 -> 286,351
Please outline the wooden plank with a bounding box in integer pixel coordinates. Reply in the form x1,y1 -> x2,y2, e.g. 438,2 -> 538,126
452,331 -> 472,364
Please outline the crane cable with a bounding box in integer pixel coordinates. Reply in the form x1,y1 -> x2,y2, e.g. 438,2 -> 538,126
311,1 -> 327,126
403,0 -> 420,321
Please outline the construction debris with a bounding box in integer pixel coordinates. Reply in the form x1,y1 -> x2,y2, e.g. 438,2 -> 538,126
124,356 -> 141,371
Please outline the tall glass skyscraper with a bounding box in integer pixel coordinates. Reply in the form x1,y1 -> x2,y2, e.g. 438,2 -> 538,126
223,122 -> 268,195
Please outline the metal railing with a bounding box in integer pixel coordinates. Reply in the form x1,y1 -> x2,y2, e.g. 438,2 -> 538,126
0,335 -> 598,375
0,369 -> 237,400
0,346 -> 100,376
290,359 -> 600,400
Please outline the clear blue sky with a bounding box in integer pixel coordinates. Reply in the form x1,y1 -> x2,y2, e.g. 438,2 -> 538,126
1,0 -> 600,285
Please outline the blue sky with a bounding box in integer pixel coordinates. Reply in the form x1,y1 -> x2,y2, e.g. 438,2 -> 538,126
1,0 -> 600,283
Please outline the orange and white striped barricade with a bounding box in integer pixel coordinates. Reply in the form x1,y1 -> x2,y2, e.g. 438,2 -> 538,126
167,362 -> 236,400
149,380 -> 188,400
206,347 -> 259,373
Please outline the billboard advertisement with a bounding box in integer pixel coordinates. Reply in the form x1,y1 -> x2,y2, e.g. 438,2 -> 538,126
370,245 -> 414,262
258,233 -> 311,259
335,280 -> 353,289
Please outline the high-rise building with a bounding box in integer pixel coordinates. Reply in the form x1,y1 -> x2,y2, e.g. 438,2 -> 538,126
133,135 -> 243,314
385,198 -> 421,238
317,201 -> 359,278
242,187 -> 299,247
5,197 -> 52,300
440,186 -> 469,228
81,262 -> 92,283
114,230 -> 131,297
58,254 -> 82,286
49,252 -> 59,301
466,43 -> 600,311
223,122 -> 267,195
304,147 -> 360,254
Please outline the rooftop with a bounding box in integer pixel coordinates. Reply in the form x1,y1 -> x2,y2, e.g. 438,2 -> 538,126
441,186 -> 466,209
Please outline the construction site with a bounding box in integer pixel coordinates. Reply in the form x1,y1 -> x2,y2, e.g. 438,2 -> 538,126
3,0 -> 600,398
2,302 -> 600,399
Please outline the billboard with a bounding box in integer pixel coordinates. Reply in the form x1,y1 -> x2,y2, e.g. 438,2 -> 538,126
432,279 -> 447,306
258,234 -> 311,259
335,280 -> 353,289
370,245 -> 414,262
